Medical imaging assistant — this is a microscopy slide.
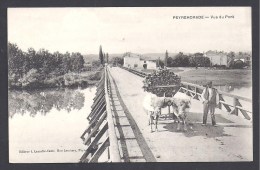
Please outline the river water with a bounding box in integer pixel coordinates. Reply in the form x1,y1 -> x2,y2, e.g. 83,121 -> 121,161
9,87 -> 96,163
215,85 -> 252,99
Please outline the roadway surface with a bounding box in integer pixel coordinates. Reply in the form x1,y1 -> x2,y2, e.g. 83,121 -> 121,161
108,67 -> 252,162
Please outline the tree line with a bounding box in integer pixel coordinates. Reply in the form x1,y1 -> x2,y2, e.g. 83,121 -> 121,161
160,51 -> 250,68
9,42 -> 85,78
159,52 -> 210,68
8,42 -> 103,89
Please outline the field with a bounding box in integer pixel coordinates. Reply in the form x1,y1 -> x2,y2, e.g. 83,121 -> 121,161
141,67 -> 252,87
177,68 -> 252,86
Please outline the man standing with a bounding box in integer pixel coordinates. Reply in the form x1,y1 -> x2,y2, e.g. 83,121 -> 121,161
201,81 -> 219,126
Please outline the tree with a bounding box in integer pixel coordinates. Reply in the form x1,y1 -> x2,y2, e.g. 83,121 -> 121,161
71,52 -> 85,73
8,43 -> 24,78
22,54 -> 30,76
227,51 -> 235,61
172,52 -> 189,67
61,52 -> 71,74
157,57 -> 164,68
167,57 -> 173,67
92,60 -> 102,69
106,53 -> 109,63
99,45 -> 104,65
200,57 -> 210,67
190,53 -> 209,67
35,48 -> 49,73
52,51 -> 64,76
164,50 -> 168,67
26,48 -> 36,71
111,57 -> 124,66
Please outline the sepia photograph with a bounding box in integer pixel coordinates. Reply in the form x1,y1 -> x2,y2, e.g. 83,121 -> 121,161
8,7 -> 253,163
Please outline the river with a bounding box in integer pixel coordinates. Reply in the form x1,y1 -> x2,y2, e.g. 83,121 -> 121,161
8,87 -> 96,163
216,85 -> 252,99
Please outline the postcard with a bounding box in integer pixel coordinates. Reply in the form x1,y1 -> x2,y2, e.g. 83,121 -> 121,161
8,7 -> 253,163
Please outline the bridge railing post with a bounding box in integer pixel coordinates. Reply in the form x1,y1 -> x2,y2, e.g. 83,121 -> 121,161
232,98 -> 239,116
218,94 -> 222,109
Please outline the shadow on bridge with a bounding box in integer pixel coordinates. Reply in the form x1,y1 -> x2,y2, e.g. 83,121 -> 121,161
160,112 -> 251,138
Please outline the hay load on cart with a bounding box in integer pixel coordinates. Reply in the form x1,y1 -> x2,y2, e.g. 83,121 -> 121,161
142,69 -> 181,97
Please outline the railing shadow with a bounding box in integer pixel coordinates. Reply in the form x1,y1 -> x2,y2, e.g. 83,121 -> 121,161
160,112 -> 250,138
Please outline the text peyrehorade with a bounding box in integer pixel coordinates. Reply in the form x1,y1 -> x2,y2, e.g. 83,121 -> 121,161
173,15 -> 235,20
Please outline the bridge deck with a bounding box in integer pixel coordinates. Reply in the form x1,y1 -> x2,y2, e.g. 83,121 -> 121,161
109,67 -> 252,162
108,71 -> 156,162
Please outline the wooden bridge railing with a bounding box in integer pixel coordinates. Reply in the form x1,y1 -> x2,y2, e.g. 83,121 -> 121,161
180,82 -> 252,120
121,66 -> 252,120
80,66 -> 121,163
121,67 -> 147,77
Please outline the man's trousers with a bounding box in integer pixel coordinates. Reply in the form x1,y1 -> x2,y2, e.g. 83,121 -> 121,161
203,103 -> 216,125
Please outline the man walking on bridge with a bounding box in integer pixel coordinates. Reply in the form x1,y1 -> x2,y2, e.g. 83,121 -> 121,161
201,81 -> 219,126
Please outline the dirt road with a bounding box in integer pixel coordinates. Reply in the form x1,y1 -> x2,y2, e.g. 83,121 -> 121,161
109,67 -> 252,162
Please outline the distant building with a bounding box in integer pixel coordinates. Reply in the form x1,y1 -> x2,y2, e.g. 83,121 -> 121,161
205,51 -> 229,66
123,52 -> 157,69
124,53 -> 140,68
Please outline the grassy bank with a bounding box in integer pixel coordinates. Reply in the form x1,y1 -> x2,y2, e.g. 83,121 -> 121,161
9,70 -> 103,90
177,68 -> 252,86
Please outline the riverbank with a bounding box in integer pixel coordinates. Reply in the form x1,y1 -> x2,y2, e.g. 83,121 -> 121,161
9,70 -> 102,90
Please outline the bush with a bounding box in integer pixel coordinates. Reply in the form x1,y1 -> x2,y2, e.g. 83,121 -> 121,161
20,69 -> 45,89
84,64 -> 92,71
87,71 -> 102,81
8,74 -> 22,88
44,76 -> 65,88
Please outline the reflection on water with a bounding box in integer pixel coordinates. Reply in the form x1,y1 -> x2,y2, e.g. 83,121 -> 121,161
9,88 -> 86,118
9,87 -> 96,163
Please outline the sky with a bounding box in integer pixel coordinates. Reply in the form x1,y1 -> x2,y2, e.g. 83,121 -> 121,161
8,7 -> 252,54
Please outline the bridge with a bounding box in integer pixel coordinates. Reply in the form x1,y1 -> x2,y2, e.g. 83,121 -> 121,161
79,66 -> 252,162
